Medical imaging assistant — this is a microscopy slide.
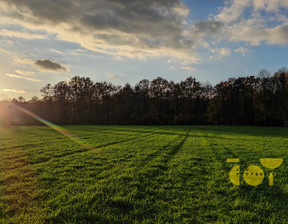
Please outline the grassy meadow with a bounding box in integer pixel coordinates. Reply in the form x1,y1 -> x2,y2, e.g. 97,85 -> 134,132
0,125 -> 288,223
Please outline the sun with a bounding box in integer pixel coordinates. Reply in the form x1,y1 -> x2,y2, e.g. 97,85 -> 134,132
0,101 -> 12,127
0,102 -> 3,127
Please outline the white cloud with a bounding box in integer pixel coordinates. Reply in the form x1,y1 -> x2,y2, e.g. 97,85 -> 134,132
183,0 -> 288,51
234,47 -> 251,56
181,60 -> 194,66
209,48 -> 231,60
214,0 -> 252,24
219,48 -> 231,56
15,69 -> 35,76
182,66 -> 195,71
13,58 -> 34,65
0,48 -> 10,55
2,89 -> 26,94
107,75 -> 118,79
0,29 -> 46,39
50,49 -> 64,54
212,0 -> 288,46
5,73 -> 42,82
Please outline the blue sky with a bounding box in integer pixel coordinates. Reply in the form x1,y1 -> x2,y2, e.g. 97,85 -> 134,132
0,0 -> 288,99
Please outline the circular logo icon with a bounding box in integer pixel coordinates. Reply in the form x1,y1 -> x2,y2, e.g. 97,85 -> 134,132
229,165 -> 240,186
243,165 -> 264,186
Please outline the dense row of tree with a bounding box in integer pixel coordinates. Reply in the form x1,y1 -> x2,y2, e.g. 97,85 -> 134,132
1,68 -> 288,126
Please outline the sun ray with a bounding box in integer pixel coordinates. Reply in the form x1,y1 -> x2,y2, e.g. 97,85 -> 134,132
11,103 -> 95,151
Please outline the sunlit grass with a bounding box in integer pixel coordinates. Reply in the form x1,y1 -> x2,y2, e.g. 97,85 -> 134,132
0,125 -> 288,223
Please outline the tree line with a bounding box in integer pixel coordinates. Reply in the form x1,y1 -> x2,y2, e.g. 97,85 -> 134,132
1,68 -> 288,127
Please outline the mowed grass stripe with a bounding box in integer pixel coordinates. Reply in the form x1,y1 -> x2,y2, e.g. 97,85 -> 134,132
84,128 -> 191,223
137,128 -> 210,223
149,127 -> 221,223
26,127 -> 165,166
0,126 -> 162,166
27,127 -> 188,223
0,126 -> 159,150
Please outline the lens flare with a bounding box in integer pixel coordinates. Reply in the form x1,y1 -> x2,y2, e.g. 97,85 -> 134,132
12,103 -> 94,150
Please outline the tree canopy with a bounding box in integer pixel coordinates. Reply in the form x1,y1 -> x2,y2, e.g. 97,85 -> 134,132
1,68 -> 288,127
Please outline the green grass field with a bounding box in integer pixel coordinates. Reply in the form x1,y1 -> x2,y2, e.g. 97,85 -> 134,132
0,125 -> 288,223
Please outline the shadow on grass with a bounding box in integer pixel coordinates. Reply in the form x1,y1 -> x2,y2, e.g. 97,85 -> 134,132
133,129 -> 190,177
28,129 -> 164,165
208,125 -> 288,138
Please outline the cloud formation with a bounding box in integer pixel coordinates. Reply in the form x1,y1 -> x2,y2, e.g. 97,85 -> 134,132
182,66 -> 194,71
35,59 -> 67,72
107,75 -> 118,79
209,48 -> 231,60
15,70 -> 35,76
0,48 -> 10,55
2,89 -> 26,94
234,47 -> 250,56
0,29 -> 46,39
0,0 -> 288,64
183,0 -> 288,58
0,0 -> 197,62
213,0 -> 288,45
13,58 -> 34,65
5,73 -> 41,82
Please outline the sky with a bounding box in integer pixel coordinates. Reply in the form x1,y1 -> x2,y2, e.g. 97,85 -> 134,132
0,0 -> 288,99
